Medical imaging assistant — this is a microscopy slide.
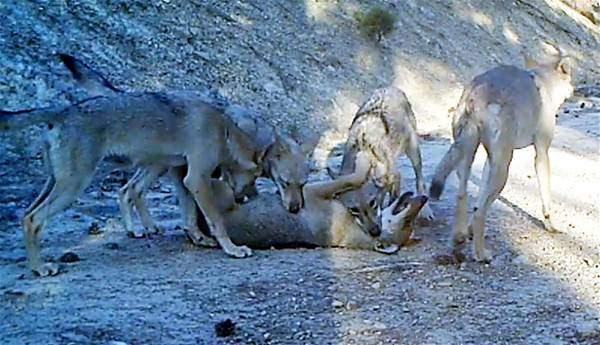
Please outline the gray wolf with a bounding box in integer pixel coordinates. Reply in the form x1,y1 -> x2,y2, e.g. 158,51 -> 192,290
1,90 -> 262,276
196,152 -> 428,252
429,48 -> 574,262
58,54 -> 311,239
334,86 -> 435,235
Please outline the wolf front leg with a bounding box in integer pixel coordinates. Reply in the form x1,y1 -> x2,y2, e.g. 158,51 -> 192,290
406,133 -> 435,221
534,140 -> 559,233
168,166 -> 218,248
183,160 -> 251,258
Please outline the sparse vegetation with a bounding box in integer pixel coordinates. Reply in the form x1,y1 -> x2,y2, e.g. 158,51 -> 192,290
354,6 -> 397,42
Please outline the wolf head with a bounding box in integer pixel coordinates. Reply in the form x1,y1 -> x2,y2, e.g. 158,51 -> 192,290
327,163 -> 385,236
263,134 -> 311,214
379,192 -> 428,247
523,45 -> 574,110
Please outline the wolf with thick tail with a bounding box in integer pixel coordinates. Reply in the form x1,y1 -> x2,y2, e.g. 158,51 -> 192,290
0,80 -> 266,276
429,47 -> 574,262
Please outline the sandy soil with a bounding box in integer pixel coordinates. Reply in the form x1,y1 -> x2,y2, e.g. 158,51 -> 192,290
0,97 -> 598,344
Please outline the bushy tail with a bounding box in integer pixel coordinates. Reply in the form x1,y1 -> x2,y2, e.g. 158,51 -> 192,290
429,109 -> 479,199
0,107 -> 60,131
58,53 -> 122,96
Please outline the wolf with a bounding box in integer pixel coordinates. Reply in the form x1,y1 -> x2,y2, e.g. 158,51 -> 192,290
429,48 -> 574,262
193,152 -> 428,252
58,54 -> 311,239
333,86 -> 435,235
1,89 -> 264,276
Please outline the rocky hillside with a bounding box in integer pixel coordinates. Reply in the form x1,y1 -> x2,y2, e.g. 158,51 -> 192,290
1,0 -> 599,138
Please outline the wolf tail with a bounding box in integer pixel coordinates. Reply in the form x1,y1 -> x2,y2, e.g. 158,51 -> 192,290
58,53 -> 122,96
429,101 -> 480,200
0,106 -> 63,131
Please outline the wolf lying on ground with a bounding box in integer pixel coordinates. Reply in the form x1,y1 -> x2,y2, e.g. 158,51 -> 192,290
191,153 -> 428,252
333,86 -> 435,236
429,47 -> 574,262
58,54 -> 311,241
0,90 -> 263,276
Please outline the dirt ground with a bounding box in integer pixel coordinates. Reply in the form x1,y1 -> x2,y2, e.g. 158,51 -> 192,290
0,97 -> 598,345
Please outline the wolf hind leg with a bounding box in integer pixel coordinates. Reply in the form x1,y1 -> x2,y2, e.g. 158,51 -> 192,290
24,162 -> 96,277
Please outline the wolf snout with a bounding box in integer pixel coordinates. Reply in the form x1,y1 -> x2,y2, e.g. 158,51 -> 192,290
288,202 -> 301,214
368,224 -> 381,237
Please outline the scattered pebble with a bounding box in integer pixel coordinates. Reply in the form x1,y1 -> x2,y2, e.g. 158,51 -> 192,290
331,300 -> 344,308
215,319 -> 236,337
104,242 -> 120,250
88,222 -> 103,235
58,252 -> 80,263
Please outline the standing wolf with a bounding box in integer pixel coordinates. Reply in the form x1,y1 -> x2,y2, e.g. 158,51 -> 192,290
1,90 -> 263,276
429,49 -> 574,262
58,54 -> 310,239
334,86 -> 435,235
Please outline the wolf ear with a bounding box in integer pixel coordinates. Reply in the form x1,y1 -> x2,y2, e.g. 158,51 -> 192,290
300,135 -> 319,157
556,57 -> 573,76
521,50 -> 538,69
393,191 -> 414,214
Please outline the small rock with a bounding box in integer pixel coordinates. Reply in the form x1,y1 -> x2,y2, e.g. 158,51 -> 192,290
263,332 -> 270,340
215,319 -> 236,337
345,300 -> 358,311
371,282 -> 381,289
437,281 -> 453,287
372,321 -> 387,330
88,222 -> 103,235
4,289 -> 25,297
512,255 -> 529,265
576,321 -> 599,339
108,342 -> 129,345
263,81 -> 282,94
331,300 -> 344,308
60,332 -> 89,343
58,252 -> 80,263
104,242 -> 120,250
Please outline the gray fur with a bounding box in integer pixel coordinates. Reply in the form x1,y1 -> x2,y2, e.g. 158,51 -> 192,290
336,86 -> 434,233
1,91 -> 262,276
429,52 -> 574,262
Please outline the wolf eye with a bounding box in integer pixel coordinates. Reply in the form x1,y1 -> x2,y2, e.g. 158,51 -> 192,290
369,199 -> 377,208
349,207 -> 360,215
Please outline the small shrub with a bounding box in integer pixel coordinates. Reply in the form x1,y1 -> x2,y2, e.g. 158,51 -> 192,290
354,6 -> 397,42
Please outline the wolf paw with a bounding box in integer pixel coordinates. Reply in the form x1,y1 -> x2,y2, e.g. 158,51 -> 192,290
184,228 -> 218,248
474,247 -> 493,263
542,217 -> 563,234
148,226 -> 164,235
417,204 -> 435,222
127,230 -> 147,239
199,236 -> 218,248
32,262 -> 60,277
224,245 -> 252,258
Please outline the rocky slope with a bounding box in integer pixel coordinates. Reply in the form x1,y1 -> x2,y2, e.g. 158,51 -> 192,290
1,0 -> 599,137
